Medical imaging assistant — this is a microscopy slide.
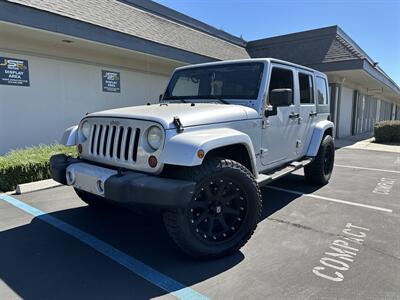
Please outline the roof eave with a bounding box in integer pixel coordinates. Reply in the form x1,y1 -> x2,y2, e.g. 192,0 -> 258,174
120,0 -> 246,47
0,1 -> 218,64
312,59 -> 400,95
362,60 -> 400,96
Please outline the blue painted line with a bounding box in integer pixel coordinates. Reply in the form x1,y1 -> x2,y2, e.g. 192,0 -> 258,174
0,194 -> 209,300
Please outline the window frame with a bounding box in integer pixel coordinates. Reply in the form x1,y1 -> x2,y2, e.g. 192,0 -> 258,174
164,62 -> 265,100
267,65 -> 295,106
316,75 -> 329,106
298,71 -> 315,105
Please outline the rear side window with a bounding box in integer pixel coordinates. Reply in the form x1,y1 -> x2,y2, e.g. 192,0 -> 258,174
268,67 -> 294,104
299,73 -> 314,104
316,76 -> 328,105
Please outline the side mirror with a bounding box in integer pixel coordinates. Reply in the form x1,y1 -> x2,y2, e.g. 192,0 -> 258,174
269,88 -> 292,107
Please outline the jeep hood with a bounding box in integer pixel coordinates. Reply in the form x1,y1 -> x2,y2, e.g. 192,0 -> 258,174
88,103 -> 259,129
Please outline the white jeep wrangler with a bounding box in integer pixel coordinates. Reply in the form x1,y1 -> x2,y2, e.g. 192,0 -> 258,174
51,58 -> 334,259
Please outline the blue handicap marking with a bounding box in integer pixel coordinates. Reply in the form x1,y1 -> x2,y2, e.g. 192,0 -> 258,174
0,194 -> 209,300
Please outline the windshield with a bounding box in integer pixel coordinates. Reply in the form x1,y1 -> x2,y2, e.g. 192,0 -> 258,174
164,62 -> 264,101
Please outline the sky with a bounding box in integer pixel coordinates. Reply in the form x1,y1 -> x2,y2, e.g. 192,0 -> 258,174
154,0 -> 400,85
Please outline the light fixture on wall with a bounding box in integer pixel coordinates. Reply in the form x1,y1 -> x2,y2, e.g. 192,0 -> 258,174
367,88 -> 383,94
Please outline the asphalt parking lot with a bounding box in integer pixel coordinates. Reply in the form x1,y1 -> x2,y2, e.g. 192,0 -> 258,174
1,147 -> 399,300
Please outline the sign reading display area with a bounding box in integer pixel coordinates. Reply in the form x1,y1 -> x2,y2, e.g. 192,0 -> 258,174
0,57 -> 30,86
102,70 -> 120,93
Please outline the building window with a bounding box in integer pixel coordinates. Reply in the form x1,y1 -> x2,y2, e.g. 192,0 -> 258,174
299,73 -> 314,104
316,76 -> 328,105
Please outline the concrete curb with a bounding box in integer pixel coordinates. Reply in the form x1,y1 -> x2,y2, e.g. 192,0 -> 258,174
337,138 -> 400,154
0,190 -> 16,195
15,179 -> 61,195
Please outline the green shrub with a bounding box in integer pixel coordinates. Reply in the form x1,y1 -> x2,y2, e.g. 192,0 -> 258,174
0,144 -> 77,192
374,120 -> 400,143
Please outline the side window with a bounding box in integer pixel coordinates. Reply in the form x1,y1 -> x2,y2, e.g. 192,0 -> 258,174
316,76 -> 328,105
299,73 -> 314,104
268,67 -> 294,104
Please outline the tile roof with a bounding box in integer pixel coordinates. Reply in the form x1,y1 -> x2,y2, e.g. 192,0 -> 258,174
323,34 -> 363,63
8,0 -> 249,61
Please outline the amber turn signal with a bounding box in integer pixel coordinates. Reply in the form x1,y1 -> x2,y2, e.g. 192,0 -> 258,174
197,149 -> 205,159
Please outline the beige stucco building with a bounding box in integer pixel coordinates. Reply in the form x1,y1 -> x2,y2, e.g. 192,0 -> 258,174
0,0 -> 399,154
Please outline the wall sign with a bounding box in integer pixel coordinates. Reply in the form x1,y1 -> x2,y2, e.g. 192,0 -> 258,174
0,57 -> 30,86
102,70 -> 120,93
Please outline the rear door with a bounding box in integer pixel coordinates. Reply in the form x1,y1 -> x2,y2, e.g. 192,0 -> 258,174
296,70 -> 317,156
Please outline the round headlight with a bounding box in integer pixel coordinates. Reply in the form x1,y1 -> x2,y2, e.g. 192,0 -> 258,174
147,126 -> 163,150
80,121 -> 91,140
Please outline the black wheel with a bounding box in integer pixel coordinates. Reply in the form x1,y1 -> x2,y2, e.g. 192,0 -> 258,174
74,188 -> 109,208
163,157 -> 262,259
304,135 -> 335,185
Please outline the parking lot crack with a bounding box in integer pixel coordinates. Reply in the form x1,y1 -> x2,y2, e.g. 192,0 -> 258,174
268,218 -> 318,232
360,243 -> 400,262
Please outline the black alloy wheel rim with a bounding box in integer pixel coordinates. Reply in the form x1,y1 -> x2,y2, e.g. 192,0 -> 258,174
188,178 -> 247,243
323,145 -> 333,175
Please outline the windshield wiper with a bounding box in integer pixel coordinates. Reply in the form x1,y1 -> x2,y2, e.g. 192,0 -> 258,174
163,96 -> 187,103
164,95 -> 229,104
203,95 -> 229,104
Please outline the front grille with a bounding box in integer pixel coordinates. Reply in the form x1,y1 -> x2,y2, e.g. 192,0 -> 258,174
89,124 -> 140,163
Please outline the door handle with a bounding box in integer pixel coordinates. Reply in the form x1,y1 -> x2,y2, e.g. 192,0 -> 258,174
289,112 -> 300,119
309,111 -> 318,117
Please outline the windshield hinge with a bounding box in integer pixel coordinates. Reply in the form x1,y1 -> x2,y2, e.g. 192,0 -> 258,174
173,116 -> 184,133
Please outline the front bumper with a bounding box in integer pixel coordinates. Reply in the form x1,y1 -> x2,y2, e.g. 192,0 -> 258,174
50,154 -> 195,208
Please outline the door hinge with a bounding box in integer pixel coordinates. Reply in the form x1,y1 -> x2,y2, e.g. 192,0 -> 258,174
262,119 -> 270,129
260,148 -> 268,157
298,117 -> 303,124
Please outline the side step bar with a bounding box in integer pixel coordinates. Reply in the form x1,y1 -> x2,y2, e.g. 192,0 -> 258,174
256,158 -> 313,186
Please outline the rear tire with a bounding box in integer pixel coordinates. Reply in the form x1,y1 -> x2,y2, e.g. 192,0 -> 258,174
304,135 -> 335,185
163,157 -> 262,259
74,188 -> 109,208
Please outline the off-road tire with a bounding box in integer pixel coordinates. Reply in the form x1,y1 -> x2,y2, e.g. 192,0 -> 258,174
163,157 -> 262,259
304,135 -> 335,185
74,188 -> 109,208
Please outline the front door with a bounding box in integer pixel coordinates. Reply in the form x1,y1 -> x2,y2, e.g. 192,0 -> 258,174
261,65 -> 299,168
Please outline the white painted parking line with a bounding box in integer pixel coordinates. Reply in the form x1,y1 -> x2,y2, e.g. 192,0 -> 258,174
266,186 -> 393,213
335,164 -> 400,174
0,194 -> 208,300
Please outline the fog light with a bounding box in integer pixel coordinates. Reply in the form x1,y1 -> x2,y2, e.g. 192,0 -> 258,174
66,170 -> 75,185
148,155 -> 158,168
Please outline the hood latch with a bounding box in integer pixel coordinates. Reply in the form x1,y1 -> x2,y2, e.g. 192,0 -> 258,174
173,116 -> 184,133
